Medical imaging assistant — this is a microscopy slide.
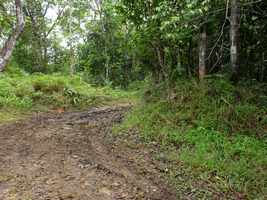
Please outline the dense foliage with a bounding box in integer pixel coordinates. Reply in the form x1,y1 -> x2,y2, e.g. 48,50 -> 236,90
1,0 -> 266,85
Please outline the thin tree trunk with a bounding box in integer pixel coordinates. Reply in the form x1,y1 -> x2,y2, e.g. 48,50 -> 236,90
199,25 -> 207,81
155,45 -> 167,80
187,39 -> 193,78
69,47 -> 75,75
230,0 -> 241,82
0,0 -> 25,71
260,53 -> 265,82
177,48 -> 182,74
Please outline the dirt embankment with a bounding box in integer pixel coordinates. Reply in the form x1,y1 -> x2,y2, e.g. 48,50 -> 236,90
0,105 -> 176,200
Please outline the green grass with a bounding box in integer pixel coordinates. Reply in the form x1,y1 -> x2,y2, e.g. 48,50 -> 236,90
0,109 -> 26,123
0,72 -> 136,123
115,78 -> 267,199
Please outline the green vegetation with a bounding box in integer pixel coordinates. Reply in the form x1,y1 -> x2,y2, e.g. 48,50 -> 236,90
1,0 -> 267,199
0,70 -> 135,123
116,79 -> 267,199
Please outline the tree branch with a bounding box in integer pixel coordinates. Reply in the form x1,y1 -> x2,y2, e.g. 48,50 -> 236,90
46,6 -> 66,37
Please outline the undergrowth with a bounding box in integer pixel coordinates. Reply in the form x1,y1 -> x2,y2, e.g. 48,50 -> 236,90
0,71 -> 135,123
116,78 -> 267,199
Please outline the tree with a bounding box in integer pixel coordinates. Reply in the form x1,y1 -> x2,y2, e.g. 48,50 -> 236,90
230,0 -> 241,82
199,24 -> 207,81
21,0 -> 66,72
1,0 -> 265,85
0,0 -> 25,71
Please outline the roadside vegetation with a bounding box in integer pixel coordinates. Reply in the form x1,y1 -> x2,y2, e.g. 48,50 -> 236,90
116,78 -> 267,199
0,68 -> 135,123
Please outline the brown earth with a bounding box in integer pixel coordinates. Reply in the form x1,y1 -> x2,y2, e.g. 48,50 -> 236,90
0,105 -> 177,200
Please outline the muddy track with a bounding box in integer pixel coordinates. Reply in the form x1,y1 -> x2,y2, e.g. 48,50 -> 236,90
0,105 -> 177,200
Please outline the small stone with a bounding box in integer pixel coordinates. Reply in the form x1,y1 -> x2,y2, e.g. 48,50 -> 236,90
112,182 -> 120,187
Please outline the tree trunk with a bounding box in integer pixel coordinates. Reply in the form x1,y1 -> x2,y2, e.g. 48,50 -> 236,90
230,0 -> 241,82
0,0 -> 25,72
69,46 -> 75,75
260,53 -> 265,82
199,25 -> 207,81
155,45 -> 167,80
177,48 -> 182,75
187,38 -> 193,78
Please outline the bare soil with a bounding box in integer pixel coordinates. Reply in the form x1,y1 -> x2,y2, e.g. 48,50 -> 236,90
0,105 -> 177,200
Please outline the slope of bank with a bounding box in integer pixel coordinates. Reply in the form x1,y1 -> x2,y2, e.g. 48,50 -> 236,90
116,78 -> 267,199
0,71 -> 137,124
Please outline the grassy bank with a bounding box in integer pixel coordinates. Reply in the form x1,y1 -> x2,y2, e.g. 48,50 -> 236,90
116,78 -> 267,199
0,71 -> 136,124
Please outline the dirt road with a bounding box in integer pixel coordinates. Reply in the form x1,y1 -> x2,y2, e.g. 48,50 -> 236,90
0,105 -> 176,200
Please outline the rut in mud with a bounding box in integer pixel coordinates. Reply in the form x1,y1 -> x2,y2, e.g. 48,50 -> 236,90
0,105 -> 177,200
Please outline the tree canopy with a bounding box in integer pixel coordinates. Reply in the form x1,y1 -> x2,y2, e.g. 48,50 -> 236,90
0,0 -> 266,85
